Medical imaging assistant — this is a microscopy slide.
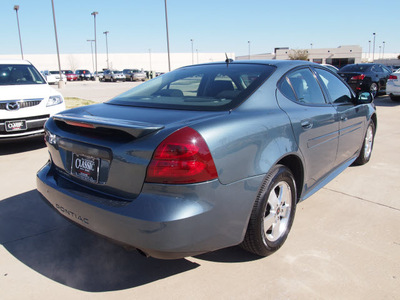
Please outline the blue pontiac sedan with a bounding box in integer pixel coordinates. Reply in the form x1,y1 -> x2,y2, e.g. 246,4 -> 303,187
37,60 -> 376,259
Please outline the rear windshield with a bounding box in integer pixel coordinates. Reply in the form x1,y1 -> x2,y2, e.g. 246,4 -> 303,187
340,64 -> 372,72
0,64 -> 46,85
108,63 -> 275,111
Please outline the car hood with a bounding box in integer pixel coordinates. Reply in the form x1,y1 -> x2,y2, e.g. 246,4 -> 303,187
0,84 -> 60,101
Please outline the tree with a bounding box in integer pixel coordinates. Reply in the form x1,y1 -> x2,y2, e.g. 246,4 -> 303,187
288,49 -> 309,60
397,54 -> 400,60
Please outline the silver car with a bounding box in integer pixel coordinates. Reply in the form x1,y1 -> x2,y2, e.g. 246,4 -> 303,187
123,69 -> 146,81
37,60 -> 376,259
103,70 -> 126,82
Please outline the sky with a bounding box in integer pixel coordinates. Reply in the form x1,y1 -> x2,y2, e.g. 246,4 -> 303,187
1,0 -> 400,57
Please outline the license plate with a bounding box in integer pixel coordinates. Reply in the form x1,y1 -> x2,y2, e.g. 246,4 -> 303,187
5,120 -> 27,132
71,153 -> 100,183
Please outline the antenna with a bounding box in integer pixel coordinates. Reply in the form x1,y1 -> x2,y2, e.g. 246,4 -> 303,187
225,53 -> 233,66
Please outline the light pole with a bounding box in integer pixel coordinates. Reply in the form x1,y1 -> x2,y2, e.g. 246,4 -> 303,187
248,41 -> 251,60
368,40 -> 371,61
103,31 -> 109,69
190,39 -> 194,64
87,40 -> 95,74
148,49 -> 152,76
91,11 -> 98,78
379,46 -> 382,59
51,0 -> 64,88
310,43 -> 313,49
382,41 -> 386,60
372,33 -> 376,62
164,0 -> 171,71
14,5 -> 24,60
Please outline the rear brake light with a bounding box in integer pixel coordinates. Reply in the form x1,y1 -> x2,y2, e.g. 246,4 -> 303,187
145,127 -> 218,184
65,120 -> 96,129
351,74 -> 365,80
389,75 -> 398,80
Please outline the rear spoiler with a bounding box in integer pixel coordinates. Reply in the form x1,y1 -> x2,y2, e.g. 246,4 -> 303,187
53,114 -> 164,138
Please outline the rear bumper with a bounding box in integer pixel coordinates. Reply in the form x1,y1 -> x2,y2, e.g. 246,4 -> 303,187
37,162 -> 263,259
386,82 -> 400,96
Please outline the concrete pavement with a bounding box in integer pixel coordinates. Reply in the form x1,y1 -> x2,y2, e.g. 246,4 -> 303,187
0,87 -> 399,299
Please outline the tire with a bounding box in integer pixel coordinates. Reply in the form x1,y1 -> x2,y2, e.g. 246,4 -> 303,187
369,82 -> 378,98
354,121 -> 375,165
241,165 -> 297,256
390,95 -> 400,102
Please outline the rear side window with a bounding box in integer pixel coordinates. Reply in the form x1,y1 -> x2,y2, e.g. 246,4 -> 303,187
109,63 -> 276,111
279,68 -> 326,105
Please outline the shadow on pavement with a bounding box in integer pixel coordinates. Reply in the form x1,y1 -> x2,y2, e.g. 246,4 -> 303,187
0,190 -> 199,292
374,95 -> 400,107
0,136 -> 46,155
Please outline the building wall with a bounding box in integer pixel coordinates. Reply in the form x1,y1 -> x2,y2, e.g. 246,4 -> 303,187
0,52 -> 235,73
236,45 -> 363,66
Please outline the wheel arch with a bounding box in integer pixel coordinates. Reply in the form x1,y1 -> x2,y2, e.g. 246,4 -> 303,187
371,113 -> 377,132
276,154 -> 304,203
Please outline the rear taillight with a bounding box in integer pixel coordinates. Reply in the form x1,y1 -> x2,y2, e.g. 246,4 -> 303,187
145,127 -> 218,184
351,74 -> 365,80
388,75 -> 398,80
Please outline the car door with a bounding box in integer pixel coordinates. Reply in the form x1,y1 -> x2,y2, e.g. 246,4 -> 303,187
314,67 -> 367,165
277,67 -> 339,192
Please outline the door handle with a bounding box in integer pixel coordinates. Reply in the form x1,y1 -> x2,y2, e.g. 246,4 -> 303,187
301,120 -> 312,129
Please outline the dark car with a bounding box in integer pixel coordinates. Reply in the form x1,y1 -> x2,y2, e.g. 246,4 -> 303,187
75,69 -> 94,81
338,63 -> 391,98
37,60 -> 376,259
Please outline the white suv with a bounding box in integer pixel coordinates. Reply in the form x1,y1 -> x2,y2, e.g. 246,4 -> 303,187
0,60 -> 66,141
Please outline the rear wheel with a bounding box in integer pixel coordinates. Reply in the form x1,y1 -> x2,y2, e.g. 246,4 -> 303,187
354,121 -> 375,165
369,83 -> 378,98
241,165 -> 297,256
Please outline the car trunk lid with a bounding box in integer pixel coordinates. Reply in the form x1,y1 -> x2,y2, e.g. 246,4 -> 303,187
45,103 -> 226,200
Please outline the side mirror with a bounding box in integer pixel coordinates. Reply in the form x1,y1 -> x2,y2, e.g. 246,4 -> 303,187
356,92 -> 373,104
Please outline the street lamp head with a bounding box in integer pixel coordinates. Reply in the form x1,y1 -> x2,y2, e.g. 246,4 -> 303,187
14,5 -> 19,11
103,31 -> 109,35
91,11 -> 98,16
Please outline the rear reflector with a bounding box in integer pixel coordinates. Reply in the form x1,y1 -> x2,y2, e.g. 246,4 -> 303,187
389,75 -> 398,80
145,127 -> 218,184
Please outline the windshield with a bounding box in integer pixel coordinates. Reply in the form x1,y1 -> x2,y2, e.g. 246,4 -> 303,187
340,64 -> 372,72
108,63 -> 275,111
0,64 -> 46,85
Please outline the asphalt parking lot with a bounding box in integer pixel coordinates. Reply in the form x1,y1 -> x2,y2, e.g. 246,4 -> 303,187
0,82 -> 399,299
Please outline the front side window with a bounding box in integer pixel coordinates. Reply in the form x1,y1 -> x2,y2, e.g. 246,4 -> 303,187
283,68 -> 326,105
108,63 -> 276,111
0,64 -> 46,85
315,68 -> 353,104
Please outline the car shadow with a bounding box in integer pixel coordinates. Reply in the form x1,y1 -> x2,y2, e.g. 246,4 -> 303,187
373,95 -> 400,107
0,190 -> 199,292
0,136 -> 46,155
